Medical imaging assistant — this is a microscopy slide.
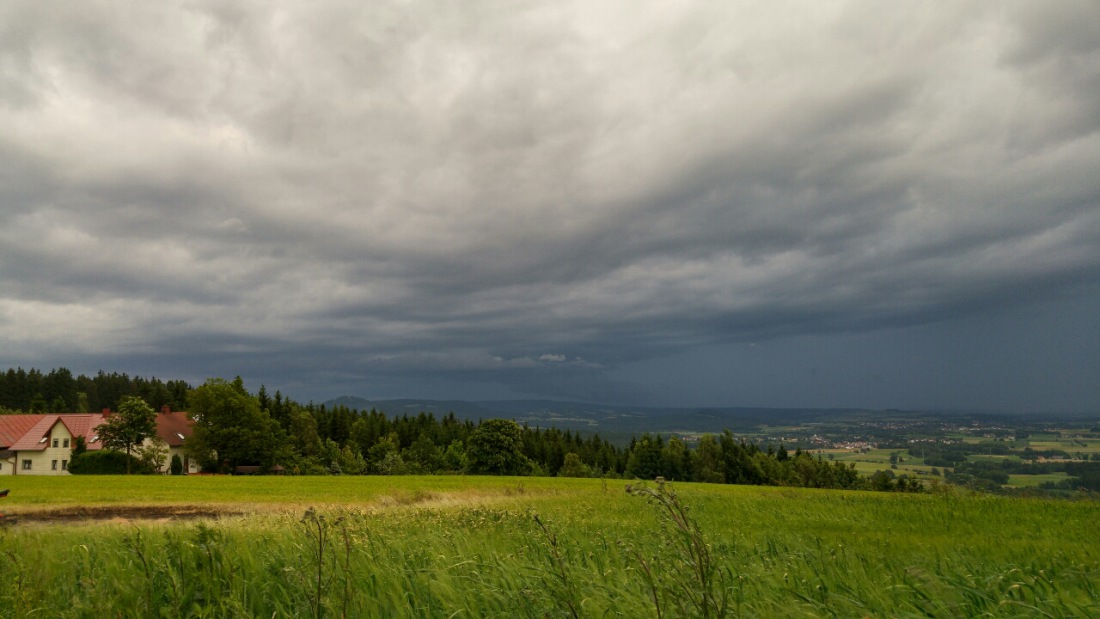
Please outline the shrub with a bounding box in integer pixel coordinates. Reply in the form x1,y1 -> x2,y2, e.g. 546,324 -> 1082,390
69,450 -> 151,475
558,453 -> 591,478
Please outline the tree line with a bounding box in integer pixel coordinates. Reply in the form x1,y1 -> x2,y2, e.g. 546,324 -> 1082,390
4,368 -> 920,492
0,367 -> 188,414
183,378 -> 919,491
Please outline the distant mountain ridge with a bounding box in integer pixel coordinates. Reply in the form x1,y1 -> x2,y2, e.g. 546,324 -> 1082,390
322,395 -> 870,436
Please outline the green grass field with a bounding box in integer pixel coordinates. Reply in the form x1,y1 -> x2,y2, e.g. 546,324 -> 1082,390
827,449 -> 944,480
1028,438 -> 1100,456
967,455 -> 1022,464
1006,472 -> 1073,488
1,476 -> 1097,617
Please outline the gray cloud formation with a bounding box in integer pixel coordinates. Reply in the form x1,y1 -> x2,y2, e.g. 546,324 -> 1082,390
1,1 -> 1098,410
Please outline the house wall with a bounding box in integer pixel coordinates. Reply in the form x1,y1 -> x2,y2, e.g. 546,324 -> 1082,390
166,445 -> 200,474
123,438 -> 199,475
18,424 -> 76,476
12,440 -> 198,475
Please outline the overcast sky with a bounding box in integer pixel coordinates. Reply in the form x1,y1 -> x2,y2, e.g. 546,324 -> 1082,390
1,1 -> 1098,413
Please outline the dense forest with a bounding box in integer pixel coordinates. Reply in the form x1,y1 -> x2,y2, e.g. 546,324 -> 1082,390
0,367 -> 189,414
1,368 -> 921,491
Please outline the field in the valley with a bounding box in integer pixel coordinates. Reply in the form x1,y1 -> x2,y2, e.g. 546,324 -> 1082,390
1,476 -> 1097,618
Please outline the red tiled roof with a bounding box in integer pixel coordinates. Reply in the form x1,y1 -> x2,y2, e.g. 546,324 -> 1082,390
156,411 -> 193,447
6,414 -> 108,452
0,414 -> 49,448
8,415 -> 64,451
0,411 -> 192,452
59,415 -> 106,444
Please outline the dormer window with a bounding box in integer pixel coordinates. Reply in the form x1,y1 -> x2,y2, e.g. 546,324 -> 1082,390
91,435 -> 99,443
39,437 -> 48,444
176,433 -> 186,441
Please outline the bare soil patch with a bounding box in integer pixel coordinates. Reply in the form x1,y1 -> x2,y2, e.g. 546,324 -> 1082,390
8,504 -> 242,524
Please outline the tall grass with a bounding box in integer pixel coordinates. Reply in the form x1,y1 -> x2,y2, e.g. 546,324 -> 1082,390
0,478 -> 1097,617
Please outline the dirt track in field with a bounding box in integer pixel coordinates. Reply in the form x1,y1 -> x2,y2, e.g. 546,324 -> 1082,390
1,487 -> 531,526
6,504 -> 242,524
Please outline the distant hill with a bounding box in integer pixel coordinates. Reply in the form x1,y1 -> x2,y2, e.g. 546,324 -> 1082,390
322,396 -> 869,437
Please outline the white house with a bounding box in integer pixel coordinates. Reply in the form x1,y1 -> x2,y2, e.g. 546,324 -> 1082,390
0,409 -> 197,475
154,410 -> 200,474
2,414 -> 100,475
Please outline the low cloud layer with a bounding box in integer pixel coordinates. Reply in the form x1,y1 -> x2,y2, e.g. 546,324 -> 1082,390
2,1 -> 1098,410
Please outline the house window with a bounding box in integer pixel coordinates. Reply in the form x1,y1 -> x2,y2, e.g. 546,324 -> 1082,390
52,438 -> 59,448
52,460 -> 58,470
63,438 -> 70,448
62,460 -> 68,471
22,460 -> 31,470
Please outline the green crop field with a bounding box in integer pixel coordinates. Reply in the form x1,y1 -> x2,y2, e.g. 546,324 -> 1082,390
1006,472 -> 1072,488
1029,438 -> 1100,455
1,476 -> 1097,618
828,449 -> 944,480
968,454 -> 1022,464
827,449 -> 887,467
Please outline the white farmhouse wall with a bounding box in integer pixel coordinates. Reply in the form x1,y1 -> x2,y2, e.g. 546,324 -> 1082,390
165,445 -> 200,474
20,423 -> 75,476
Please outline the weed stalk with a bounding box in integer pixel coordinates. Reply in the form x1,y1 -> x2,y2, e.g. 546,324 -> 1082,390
533,513 -> 582,619
300,507 -> 347,619
627,480 -> 731,619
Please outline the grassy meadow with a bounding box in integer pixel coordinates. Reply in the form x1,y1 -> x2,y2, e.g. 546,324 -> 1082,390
1,476 -> 1098,618
827,448 -> 942,481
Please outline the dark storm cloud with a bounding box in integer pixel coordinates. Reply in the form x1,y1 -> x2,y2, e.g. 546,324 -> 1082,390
1,1 -> 1097,409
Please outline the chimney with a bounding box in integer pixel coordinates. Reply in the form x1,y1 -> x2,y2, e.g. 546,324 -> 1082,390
161,405 -> 171,414
102,408 -> 110,418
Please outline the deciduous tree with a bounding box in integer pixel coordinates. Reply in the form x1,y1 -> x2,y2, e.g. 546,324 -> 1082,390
187,377 -> 286,473
466,418 -> 531,475
97,395 -> 157,474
